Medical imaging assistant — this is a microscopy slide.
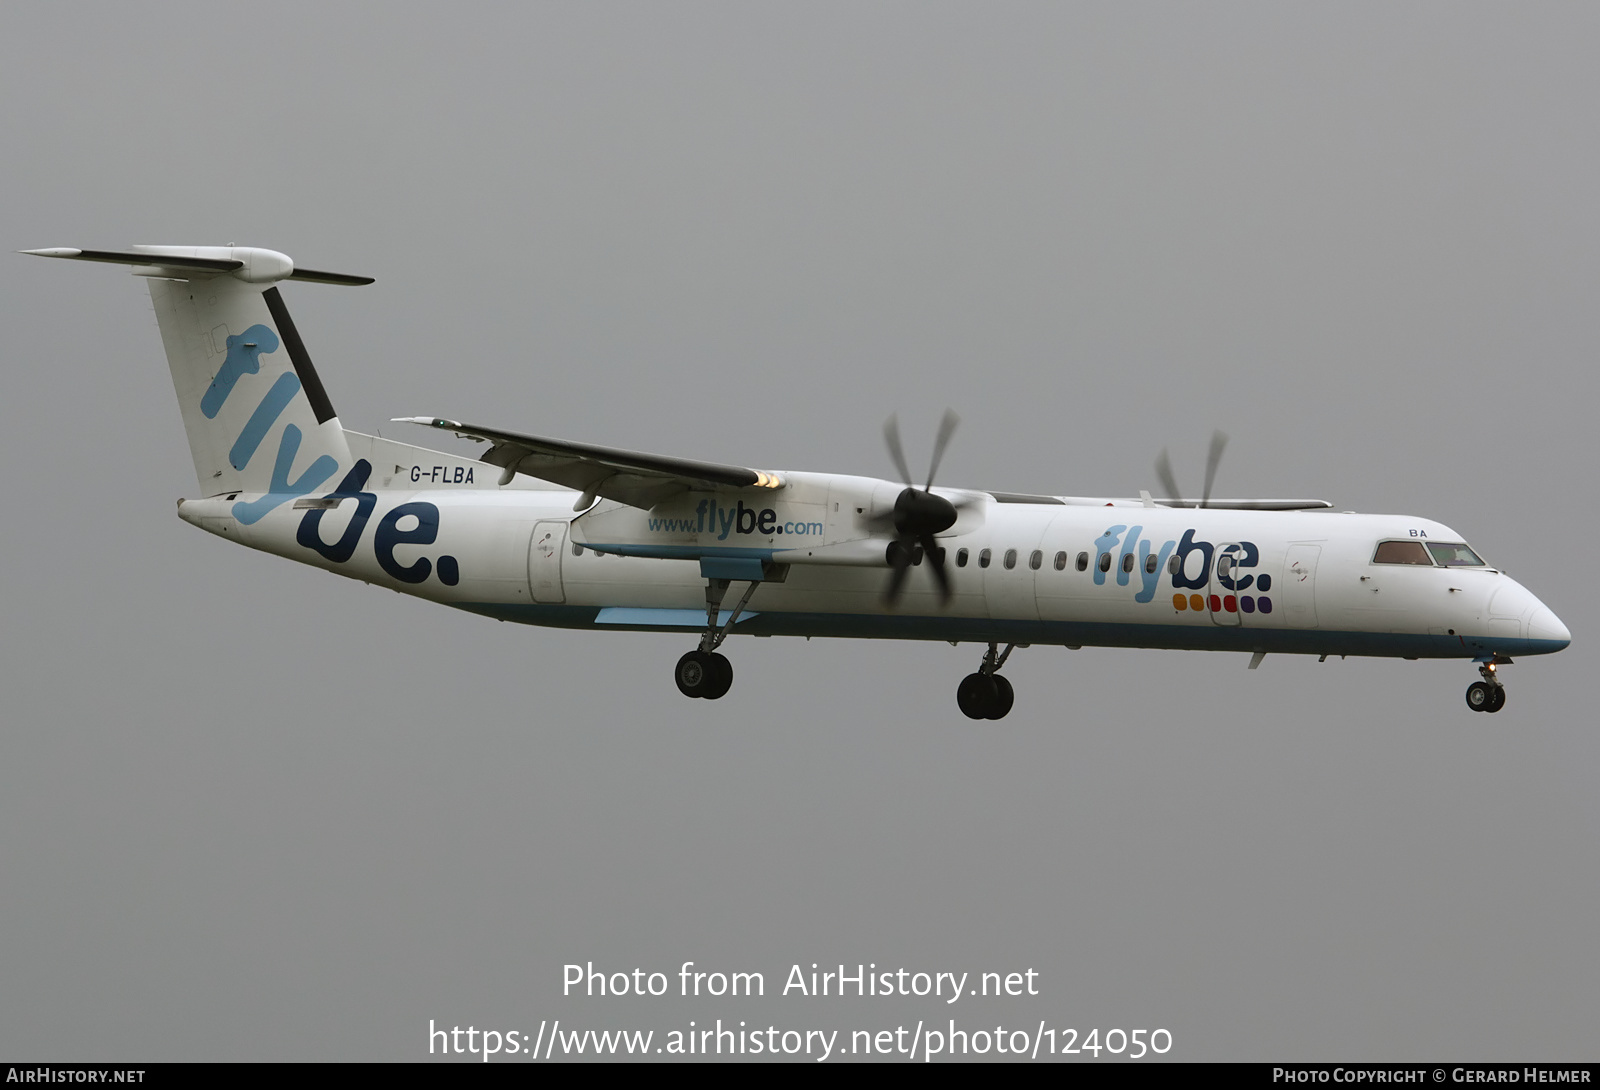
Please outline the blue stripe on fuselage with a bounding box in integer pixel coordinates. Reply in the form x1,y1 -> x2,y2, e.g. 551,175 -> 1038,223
450,603 -> 1569,659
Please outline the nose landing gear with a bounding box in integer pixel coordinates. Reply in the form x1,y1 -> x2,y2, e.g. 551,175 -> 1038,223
957,642 -> 1018,720
1465,661 -> 1507,713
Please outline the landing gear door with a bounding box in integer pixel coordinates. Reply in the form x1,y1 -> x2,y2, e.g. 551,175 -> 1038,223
529,519 -> 568,604
1209,543 -> 1243,626
1282,544 -> 1320,628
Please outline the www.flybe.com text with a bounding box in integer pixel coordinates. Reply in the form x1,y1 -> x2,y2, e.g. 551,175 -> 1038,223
647,500 -> 823,540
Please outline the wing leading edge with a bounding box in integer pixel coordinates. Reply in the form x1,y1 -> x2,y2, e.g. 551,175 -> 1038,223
394,417 -> 783,509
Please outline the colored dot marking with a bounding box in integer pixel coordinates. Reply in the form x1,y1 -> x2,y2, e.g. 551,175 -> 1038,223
1224,595 -> 1237,612
1173,593 -> 1188,610
1190,594 -> 1204,611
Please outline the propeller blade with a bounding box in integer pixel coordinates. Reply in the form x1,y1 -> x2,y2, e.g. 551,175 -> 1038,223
1201,429 -> 1229,508
863,510 -> 898,534
883,414 -> 913,486
924,408 -> 960,490
883,547 -> 913,605
1154,448 -> 1184,506
920,534 -> 952,604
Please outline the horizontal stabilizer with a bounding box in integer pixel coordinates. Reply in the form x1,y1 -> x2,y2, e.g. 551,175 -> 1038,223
286,267 -> 378,286
21,246 -> 372,286
395,417 -> 783,509
23,247 -> 242,272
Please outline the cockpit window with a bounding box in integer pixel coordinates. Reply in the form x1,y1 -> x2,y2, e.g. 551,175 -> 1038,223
1426,542 -> 1486,567
1373,540 -> 1433,565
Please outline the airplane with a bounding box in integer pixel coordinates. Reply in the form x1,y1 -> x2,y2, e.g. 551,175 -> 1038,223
25,244 -> 1571,719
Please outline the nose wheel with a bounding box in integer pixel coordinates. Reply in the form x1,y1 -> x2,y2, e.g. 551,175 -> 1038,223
957,642 -> 1018,720
1465,662 -> 1507,713
1465,681 -> 1506,713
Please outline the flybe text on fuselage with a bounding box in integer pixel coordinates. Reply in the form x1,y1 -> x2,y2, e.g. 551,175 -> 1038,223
1090,524 -> 1273,612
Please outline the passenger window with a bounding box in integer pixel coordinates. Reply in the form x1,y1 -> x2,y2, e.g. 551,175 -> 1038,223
1168,554 -> 1180,575
1029,550 -> 1043,570
956,547 -> 969,568
1145,553 -> 1158,574
1003,549 -> 1018,570
979,548 -> 992,569
1077,552 -> 1089,571
1121,553 -> 1134,574
1098,553 -> 1111,573
1054,551 -> 1068,571
1373,540 -> 1433,565
572,542 -> 584,556
1426,542 -> 1486,567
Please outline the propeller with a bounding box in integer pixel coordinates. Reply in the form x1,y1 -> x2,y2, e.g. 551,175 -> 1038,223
1155,429 -> 1229,508
879,410 -> 964,607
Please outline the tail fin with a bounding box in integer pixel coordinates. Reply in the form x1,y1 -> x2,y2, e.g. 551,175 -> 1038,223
25,245 -> 369,522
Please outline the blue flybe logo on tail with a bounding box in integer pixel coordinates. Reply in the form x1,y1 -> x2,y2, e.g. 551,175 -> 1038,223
203,323 -> 459,585
205,323 -> 337,524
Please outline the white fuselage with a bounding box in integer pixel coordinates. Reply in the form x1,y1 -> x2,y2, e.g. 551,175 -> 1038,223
175,434 -> 1570,663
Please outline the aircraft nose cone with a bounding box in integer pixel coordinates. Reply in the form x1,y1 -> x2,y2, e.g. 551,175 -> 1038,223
1528,607 -> 1571,648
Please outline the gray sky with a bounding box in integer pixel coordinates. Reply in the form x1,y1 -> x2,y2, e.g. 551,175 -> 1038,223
2,2 -> 1596,1061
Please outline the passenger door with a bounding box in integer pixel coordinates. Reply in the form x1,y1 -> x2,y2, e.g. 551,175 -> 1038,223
1281,544 -> 1320,629
528,519 -> 568,603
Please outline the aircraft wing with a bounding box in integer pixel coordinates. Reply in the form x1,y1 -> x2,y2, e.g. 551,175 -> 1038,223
395,417 -> 783,509
1158,498 -> 1333,510
1005,494 -> 1333,510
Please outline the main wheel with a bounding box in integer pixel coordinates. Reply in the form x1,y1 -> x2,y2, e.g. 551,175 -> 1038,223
1465,681 -> 1492,712
987,674 -> 1015,720
1485,686 -> 1506,713
956,672 -> 997,719
675,650 -> 715,698
703,653 -> 734,700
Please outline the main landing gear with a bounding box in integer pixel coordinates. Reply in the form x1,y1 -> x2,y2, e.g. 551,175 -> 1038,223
675,577 -> 760,700
675,649 -> 732,700
1465,661 -> 1508,714
957,642 -> 1018,720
